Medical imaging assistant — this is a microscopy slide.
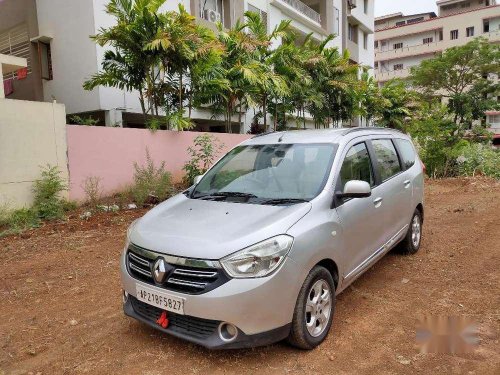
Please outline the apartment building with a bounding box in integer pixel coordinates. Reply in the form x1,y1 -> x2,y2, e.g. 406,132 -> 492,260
0,0 -> 374,132
374,0 -> 500,133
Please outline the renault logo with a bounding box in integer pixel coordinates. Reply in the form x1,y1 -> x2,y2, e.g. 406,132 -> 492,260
153,258 -> 167,283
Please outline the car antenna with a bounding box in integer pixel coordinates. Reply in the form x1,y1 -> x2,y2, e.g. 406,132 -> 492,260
278,132 -> 286,142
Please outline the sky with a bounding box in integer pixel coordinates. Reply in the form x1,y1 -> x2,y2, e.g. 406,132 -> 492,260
375,0 -> 438,18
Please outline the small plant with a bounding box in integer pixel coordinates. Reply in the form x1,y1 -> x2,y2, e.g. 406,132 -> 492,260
0,207 -> 41,237
132,150 -> 173,207
70,115 -> 99,126
32,165 -> 68,220
456,143 -> 500,179
82,176 -> 103,210
183,134 -> 224,185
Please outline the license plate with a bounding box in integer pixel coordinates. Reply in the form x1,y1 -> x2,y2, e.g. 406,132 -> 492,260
136,284 -> 185,314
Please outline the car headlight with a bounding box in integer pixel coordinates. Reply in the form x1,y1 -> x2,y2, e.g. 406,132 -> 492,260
125,219 -> 139,249
221,235 -> 294,278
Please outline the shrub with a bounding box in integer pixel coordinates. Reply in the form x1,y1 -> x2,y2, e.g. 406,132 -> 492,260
7,208 -> 41,231
182,134 -> 224,186
456,143 -> 500,179
82,176 -> 102,209
32,165 -> 68,220
132,150 -> 173,207
70,115 -> 99,126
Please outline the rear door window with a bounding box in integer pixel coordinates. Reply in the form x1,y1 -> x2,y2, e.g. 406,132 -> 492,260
394,139 -> 416,170
371,139 -> 402,181
339,142 -> 374,189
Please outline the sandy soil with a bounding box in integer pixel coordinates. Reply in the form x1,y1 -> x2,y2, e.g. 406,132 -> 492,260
1,178 -> 499,375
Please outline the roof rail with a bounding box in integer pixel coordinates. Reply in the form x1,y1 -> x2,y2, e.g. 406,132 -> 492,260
342,127 -> 403,136
251,130 -> 279,139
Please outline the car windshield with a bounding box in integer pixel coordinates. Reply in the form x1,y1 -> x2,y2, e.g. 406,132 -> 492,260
191,143 -> 336,205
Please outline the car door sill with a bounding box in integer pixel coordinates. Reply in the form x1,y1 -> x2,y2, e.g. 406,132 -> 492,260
342,224 -> 409,286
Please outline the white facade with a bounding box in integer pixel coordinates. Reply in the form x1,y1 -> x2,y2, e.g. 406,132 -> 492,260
29,0 -> 373,131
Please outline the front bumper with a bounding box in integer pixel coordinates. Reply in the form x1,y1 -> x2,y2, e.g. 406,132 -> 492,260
124,296 -> 291,349
120,249 -> 303,348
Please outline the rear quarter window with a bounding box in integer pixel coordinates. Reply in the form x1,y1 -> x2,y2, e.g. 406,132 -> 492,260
394,139 -> 416,169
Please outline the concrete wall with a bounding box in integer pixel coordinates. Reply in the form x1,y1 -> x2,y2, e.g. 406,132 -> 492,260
0,99 -> 69,209
66,126 -> 250,201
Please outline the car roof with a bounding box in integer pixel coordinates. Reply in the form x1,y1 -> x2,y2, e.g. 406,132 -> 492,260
242,128 -> 407,145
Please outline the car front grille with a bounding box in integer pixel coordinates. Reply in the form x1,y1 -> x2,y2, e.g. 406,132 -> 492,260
126,243 -> 229,295
130,296 -> 219,339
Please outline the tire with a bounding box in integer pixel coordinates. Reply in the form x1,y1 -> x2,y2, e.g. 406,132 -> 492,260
397,209 -> 423,255
287,266 -> 336,350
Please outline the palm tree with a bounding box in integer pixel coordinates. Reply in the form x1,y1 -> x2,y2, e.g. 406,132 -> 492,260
84,0 -> 168,121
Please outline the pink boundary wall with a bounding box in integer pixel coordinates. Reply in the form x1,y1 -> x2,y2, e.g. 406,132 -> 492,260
66,126 -> 250,201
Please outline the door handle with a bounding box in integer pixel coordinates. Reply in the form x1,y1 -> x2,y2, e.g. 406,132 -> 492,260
373,197 -> 383,206
403,179 -> 411,187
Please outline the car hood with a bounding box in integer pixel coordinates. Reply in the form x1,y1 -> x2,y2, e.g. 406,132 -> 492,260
129,193 -> 311,260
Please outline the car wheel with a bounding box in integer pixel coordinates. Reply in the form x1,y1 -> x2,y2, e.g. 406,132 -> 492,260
398,209 -> 422,255
287,266 -> 336,350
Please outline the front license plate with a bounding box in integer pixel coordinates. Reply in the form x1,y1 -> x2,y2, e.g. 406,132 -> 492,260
136,284 -> 185,314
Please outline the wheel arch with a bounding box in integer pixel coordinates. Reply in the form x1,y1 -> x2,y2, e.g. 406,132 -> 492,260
416,203 -> 424,223
315,258 -> 339,290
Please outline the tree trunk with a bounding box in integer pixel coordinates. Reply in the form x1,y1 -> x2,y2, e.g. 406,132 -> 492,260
302,106 -> 306,129
238,101 -> 243,134
274,98 -> 278,131
263,94 -> 267,131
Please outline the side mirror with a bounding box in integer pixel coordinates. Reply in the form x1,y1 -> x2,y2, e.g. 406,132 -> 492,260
193,175 -> 203,185
337,180 -> 371,199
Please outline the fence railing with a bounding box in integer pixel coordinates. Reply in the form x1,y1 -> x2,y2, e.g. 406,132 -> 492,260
279,0 -> 321,24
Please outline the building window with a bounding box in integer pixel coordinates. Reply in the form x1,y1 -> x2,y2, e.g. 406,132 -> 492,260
248,4 -> 268,31
374,61 -> 379,69
423,37 -> 433,44
438,30 -> 444,41
488,114 -> 500,124
364,0 -> 368,14
466,26 -> 475,37
363,32 -> 368,49
393,42 -> 403,50
450,29 -> 459,40
396,21 -> 406,26
483,19 -> 490,33
334,7 -> 340,35
394,64 -> 404,71
407,17 -> 424,24
374,40 -> 379,48
0,24 -> 32,79
348,23 -> 357,43
38,42 -> 53,80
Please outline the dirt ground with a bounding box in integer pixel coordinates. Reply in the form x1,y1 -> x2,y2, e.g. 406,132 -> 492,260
1,178 -> 499,375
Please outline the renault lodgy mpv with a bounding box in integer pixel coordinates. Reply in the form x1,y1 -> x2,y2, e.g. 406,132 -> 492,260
121,128 -> 424,349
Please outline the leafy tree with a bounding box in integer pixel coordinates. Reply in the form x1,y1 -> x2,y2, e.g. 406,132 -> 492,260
376,79 -> 419,130
410,38 -> 500,130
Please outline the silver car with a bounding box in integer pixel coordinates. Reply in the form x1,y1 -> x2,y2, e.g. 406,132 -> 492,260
121,128 -> 424,349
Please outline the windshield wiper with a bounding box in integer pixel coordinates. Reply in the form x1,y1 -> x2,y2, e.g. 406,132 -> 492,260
260,198 -> 309,206
195,192 -> 258,200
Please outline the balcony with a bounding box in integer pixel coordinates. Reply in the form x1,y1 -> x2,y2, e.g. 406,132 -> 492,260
374,67 -> 412,82
275,0 -> 321,24
375,29 -> 500,62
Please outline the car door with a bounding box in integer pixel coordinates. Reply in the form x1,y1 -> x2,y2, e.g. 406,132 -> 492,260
369,138 -> 411,243
333,140 -> 387,283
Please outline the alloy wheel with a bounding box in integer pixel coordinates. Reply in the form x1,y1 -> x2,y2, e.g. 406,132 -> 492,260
305,279 -> 332,337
